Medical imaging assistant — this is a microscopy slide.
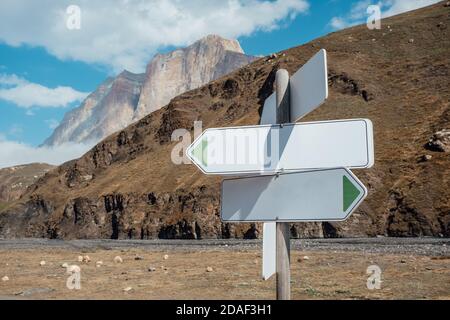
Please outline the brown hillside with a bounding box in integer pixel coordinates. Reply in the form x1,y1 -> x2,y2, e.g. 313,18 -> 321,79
0,2 -> 449,239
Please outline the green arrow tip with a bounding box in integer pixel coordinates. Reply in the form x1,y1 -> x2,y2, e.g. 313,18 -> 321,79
343,175 -> 361,212
192,138 -> 208,167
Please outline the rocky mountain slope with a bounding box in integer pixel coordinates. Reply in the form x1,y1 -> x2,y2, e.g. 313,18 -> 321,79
0,163 -> 54,211
1,3 -> 449,239
43,35 -> 255,146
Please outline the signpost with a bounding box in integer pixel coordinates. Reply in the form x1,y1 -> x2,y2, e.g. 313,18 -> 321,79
186,49 -> 374,300
186,119 -> 374,175
221,168 -> 367,222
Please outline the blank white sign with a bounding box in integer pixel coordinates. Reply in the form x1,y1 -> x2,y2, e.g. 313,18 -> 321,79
187,119 -> 374,175
290,49 -> 328,122
221,168 -> 367,222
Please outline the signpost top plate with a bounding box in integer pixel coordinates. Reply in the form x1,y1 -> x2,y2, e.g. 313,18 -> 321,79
290,49 -> 328,122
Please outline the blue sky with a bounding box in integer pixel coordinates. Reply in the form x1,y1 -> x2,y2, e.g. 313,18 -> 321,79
0,0 -> 440,167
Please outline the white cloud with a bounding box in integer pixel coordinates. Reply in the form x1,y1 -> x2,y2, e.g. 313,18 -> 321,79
0,74 -> 88,108
0,0 -> 309,73
329,0 -> 440,30
329,17 -> 349,30
0,138 -> 94,169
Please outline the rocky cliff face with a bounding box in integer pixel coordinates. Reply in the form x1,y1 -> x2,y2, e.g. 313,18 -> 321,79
134,35 -> 255,120
43,72 -> 145,145
1,3 -> 449,239
43,35 -> 255,146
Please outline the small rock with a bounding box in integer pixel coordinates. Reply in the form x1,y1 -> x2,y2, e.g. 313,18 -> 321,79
96,261 -> 103,267
134,256 -> 144,261
83,256 -> 91,263
2,276 -> 9,282
77,256 -> 83,262
39,260 -> 46,266
206,266 -> 214,272
148,267 -> 156,272
123,287 -> 133,293
254,259 -> 259,265
418,154 -> 432,162
400,259 -> 407,264
426,129 -> 450,152
269,53 -> 278,59
16,287 -> 55,296
445,2 -> 450,8
303,256 -> 310,260
61,263 -> 69,268
114,256 -> 123,263
408,38 -> 414,44
163,254 -> 169,260
82,174 -> 93,181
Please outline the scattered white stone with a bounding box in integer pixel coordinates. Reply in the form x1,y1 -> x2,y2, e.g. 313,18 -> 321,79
123,286 -> 133,293
77,256 -> 83,262
39,260 -> 46,266
114,256 -> 123,263
66,265 -> 81,274
61,263 -> 69,268
163,254 -> 169,260
206,266 -> 214,272
2,276 -> 9,282
302,256 -> 310,260
409,38 -> 414,44
96,261 -> 103,267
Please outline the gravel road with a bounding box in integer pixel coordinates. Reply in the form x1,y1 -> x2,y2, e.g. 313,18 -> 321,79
0,238 -> 448,256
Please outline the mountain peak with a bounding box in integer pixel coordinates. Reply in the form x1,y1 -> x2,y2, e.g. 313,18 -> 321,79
195,34 -> 244,54
43,35 -> 255,146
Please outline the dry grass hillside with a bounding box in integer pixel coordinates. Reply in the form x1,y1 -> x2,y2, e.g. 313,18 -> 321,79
0,2 -> 448,239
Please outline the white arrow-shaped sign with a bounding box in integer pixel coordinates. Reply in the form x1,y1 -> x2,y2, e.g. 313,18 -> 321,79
221,168 -> 367,222
187,119 -> 374,175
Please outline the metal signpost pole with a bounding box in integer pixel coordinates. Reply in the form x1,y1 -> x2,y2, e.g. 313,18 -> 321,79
275,69 -> 291,300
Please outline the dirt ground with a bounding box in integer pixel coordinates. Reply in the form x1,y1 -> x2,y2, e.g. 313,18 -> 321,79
0,243 -> 449,300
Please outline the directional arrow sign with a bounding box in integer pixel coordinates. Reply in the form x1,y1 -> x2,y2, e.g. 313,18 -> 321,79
187,119 -> 374,175
221,168 -> 367,222
290,49 -> 328,122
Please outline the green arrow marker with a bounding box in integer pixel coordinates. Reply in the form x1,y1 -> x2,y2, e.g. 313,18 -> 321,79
343,175 -> 361,212
192,138 -> 208,167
